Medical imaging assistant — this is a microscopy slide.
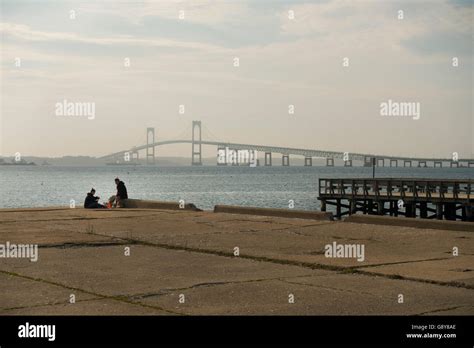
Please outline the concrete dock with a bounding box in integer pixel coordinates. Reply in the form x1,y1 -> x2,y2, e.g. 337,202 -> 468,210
0,207 -> 473,315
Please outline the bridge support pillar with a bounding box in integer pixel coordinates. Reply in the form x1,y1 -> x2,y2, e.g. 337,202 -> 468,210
404,160 -> 412,167
434,161 -> 442,168
131,151 -> 139,164
231,149 -> 239,166
450,161 -> 459,168
265,152 -> 272,166
304,157 -> 312,167
344,159 -> 352,167
146,127 -> 155,165
418,161 -> 427,168
282,155 -> 290,166
364,156 -> 373,167
217,146 -> 227,165
326,157 -> 334,167
390,159 -> 398,167
192,121 -> 202,166
377,158 -> 384,167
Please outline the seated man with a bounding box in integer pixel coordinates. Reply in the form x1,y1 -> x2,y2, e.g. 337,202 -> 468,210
84,188 -> 106,209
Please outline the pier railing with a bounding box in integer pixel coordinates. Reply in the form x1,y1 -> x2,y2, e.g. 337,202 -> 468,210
319,178 -> 472,201
318,178 -> 473,220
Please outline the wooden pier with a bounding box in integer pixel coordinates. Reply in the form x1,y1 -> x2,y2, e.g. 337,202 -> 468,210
318,178 -> 474,221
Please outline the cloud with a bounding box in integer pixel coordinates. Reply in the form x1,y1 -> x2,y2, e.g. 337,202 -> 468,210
0,22 -> 228,53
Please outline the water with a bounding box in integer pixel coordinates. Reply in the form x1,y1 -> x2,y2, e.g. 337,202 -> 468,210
0,165 -> 472,211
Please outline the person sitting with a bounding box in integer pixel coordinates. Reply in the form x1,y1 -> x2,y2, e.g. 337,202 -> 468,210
114,178 -> 128,207
84,189 -> 106,209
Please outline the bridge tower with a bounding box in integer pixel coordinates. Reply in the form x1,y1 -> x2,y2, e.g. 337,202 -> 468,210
192,121 -> 202,165
146,127 -> 155,165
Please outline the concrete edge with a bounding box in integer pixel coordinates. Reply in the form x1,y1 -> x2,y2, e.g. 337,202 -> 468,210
121,199 -> 202,211
213,205 -> 334,221
345,214 -> 474,232
0,207 -> 71,213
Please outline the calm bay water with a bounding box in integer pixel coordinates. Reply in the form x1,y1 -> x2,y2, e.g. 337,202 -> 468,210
0,165 -> 472,211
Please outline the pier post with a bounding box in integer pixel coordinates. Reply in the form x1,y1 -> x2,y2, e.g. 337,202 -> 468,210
320,200 -> 326,212
377,158 -> 384,167
326,158 -> 334,167
304,157 -> 312,166
404,203 -> 414,217
436,203 -> 443,220
419,202 -> 427,218
349,200 -> 356,215
336,199 -> 341,219
390,159 -> 398,167
368,200 -> 374,214
444,203 -> 456,220
404,160 -> 412,167
418,161 -> 427,168
450,161 -> 459,168
465,205 -> 473,221
265,152 -> 272,166
344,159 -> 353,167
282,155 -> 290,166
393,201 -> 399,217
377,201 -> 384,215
434,161 -> 442,168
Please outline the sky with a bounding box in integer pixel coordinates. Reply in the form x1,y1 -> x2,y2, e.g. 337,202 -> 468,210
0,0 -> 472,159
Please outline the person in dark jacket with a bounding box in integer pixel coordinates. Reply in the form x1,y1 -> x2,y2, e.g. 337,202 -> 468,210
115,178 -> 128,207
84,189 -> 105,209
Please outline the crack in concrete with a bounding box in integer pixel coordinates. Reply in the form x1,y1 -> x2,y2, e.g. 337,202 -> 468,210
278,278 -> 379,297
0,269 -> 182,315
38,240 -> 135,249
127,274 -> 317,300
354,257 -> 452,269
0,297 -> 100,312
414,305 -> 467,316
272,222 -> 335,231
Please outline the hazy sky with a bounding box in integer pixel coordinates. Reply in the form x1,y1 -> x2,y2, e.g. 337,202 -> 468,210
0,0 -> 472,159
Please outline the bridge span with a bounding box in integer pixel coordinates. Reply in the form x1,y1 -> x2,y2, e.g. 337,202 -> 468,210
100,121 -> 474,168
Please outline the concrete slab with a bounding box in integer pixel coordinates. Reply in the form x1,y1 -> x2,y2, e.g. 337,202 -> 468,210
0,245 -> 319,298
100,218 -> 473,269
361,256 -> 474,287
3,298 -> 168,315
139,273 -> 474,315
0,272 -> 97,311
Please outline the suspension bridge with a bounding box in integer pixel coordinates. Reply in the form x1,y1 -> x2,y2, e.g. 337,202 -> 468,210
100,121 -> 474,168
